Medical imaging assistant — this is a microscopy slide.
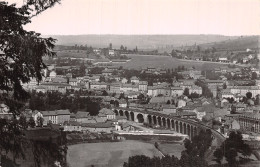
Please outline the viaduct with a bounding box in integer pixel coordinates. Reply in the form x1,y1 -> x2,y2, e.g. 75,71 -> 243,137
112,107 -> 225,143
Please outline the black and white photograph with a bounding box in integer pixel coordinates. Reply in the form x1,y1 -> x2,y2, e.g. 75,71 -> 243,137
1,0 -> 260,166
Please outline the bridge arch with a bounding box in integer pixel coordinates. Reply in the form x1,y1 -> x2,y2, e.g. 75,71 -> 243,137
125,110 -> 129,120
190,126 -> 194,139
130,112 -> 134,121
114,110 -> 119,116
179,122 -> 183,134
147,115 -> 152,124
119,110 -> 124,116
171,120 -> 175,130
153,115 -> 157,125
136,113 -> 144,123
162,117 -> 166,127
187,124 -> 191,138
167,118 -> 171,128
183,123 -> 187,134
175,121 -> 179,132
157,116 -> 162,126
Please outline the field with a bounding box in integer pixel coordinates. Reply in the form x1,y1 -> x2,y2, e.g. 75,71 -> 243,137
115,54 -> 229,70
158,142 -> 185,158
67,140 -> 163,167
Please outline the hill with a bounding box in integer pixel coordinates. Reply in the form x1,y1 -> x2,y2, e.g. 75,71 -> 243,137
197,36 -> 259,51
44,34 -> 238,50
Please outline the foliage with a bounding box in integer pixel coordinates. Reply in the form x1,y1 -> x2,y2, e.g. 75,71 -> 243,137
213,131 -> 252,166
0,1 -> 68,165
246,92 -> 252,99
179,129 -> 213,167
123,155 -> 180,167
183,88 -> 190,96
28,117 -> 36,128
124,130 -> 213,167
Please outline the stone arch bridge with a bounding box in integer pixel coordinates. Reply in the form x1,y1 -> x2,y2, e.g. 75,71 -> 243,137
113,107 -> 225,143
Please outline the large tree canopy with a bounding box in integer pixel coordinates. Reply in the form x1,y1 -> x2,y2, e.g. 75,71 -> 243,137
0,0 -> 59,115
0,1 -> 68,166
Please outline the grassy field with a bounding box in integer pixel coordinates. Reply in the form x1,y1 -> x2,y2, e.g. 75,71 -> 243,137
67,140 -> 163,167
158,142 -> 185,158
115,54 -> 229,70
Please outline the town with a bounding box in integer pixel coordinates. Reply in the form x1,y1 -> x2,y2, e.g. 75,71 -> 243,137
1,0 -> 260,166
1,40 -> 260,166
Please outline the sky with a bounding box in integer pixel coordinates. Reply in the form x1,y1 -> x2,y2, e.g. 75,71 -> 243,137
8,0 -> 260,35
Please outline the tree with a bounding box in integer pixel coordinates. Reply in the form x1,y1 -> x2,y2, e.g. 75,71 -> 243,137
99,75 -> 105,82
214,131 -> 252,166
137,93 -> 145,100
19,115 -> 28,129
100,90 -> 107,96
28,117 -> 36,128
252,72 -> 257,80
180,129 -> 213,167
79,63 -> 86,76
114,100 -> 119,107
166,100 -> 171,104
246,92 -> 252,99
36,116 -> 44,127
0,1 -> 67,165
183,88 -> 190,96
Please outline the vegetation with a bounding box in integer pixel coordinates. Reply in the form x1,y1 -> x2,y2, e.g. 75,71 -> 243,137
0,1 -> 68,165
124,130 -> 213,167
213,131 -> 252,166
29,91 -> 101,115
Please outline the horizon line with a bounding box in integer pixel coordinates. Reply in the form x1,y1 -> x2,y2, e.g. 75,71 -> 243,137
42,34 -> 260,37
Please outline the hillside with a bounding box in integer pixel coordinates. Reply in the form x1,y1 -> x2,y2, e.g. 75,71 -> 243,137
197,36 -> 259,51
44,35 -> 237,50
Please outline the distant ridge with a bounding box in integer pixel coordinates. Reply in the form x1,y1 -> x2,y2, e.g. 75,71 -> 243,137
43,34 -> 239,50
196,35 -> 259,51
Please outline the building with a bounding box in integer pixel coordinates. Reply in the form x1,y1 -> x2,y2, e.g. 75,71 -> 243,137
130,76 -> 140,84
238,111 -> 260,133
227,86 -> 260,98
90,82 -> 108,90
98,108 -> 116,120
171,87 -> 184,97
42,110 -> 70,125
40,82 -> 72,93
138,81 -> 148,92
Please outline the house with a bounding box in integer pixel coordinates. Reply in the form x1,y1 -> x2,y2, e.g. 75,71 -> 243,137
69,78 -> 77,86
40,82 -> 72,93
238,111 -> 260,133
121,78 -> 128,84
0,103 -> 12,119
35,86 -> 46,93
32,111 -> 44,126
81,122 -> 115,133
102,69 -> 113,76
218,57 -> 229,63
206,79 -> 223,88
42,110 -> 70,125
171,87 -> 184,97
74,111 -> 91,123
49,71 -> 57,78
63,121 -> 82,132
130,76 -> 139,84
190,86 -> 202,95
90,82 -> 108,90
51,77 -> 67,83
162,105 -> 177,113
108,50 -> 115,56
98,108 -> 116,120
109,83 -> 121,93
138,81 -> 148,92
119,99 -> 127,108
